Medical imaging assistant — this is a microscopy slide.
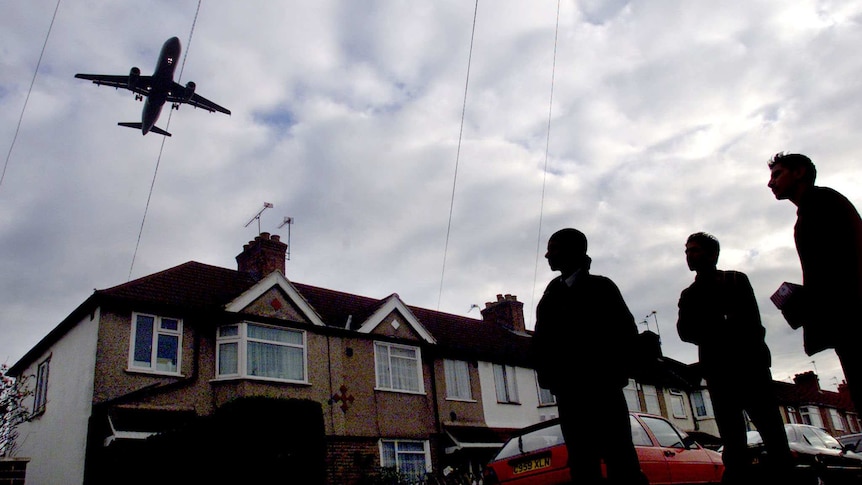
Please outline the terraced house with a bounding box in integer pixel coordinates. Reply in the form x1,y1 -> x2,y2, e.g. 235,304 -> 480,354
6,232 -> 858,484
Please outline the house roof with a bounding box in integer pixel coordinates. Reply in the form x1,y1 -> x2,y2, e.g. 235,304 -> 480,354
10,261 -> 533,375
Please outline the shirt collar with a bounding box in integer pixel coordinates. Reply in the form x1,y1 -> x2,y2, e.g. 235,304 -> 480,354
562,269 -> 581,287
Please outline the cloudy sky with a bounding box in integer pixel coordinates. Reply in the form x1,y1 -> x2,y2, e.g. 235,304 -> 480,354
2,0 -> 860,391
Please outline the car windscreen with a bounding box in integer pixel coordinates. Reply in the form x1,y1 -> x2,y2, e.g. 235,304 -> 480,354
494,423 -> 565,460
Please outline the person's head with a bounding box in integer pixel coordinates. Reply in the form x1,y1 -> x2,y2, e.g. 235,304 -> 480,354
685,232 -> 719,273
546,228 -> 589,276
767,152 -> 816,203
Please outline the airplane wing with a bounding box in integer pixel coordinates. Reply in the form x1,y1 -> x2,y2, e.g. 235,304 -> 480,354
167,81 -> 231,115
74,73 -> 153,98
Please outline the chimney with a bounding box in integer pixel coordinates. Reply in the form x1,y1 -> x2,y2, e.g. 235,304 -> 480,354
480,294 -> 526,333
236,232 -> 287,280
793,370 -> 821,392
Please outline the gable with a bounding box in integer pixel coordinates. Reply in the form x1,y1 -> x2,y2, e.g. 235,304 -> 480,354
225,271 -> 325,326
356,294 -> 436,344
240,287 -> 308,323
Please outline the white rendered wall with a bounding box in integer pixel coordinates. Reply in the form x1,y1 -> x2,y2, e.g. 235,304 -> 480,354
14,309 -> 99,485
478,361 -> 557,429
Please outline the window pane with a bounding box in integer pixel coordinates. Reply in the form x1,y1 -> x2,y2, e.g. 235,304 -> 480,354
219,342 -> 238,375
624,379 -> 640,412
399,452 -> 426,480
391,353 -> 419,391
219,325 -> 239,337
248,341 -> 303,380
642,416 -> 685,448
494,365 -> 507,402
381,441 -> 396,467
248,324 -> 302,345
506,366 -> 519,402
375,345 -> 391,388
643,384 -> 661,415
445,360 -> 471,400
156,334 -> 179,372
160,318 -> 179,331
134,315 -> 155,367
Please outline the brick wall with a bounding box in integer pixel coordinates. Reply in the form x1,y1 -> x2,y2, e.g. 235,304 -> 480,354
326,437 -> 380,485
0,458 -> 28,485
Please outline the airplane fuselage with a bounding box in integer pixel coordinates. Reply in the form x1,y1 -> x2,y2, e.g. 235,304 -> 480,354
75,36 -> 229,136
141,37 -> 181,134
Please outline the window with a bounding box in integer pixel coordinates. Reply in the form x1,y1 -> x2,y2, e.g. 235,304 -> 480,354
444,359 -> 472,400
624,379 -> 641,412
829,408 -> 846,432
536,374 -> 556,406
849,414 -> 861,433
493,364 -> 519,403
641,415 -> 686,448
630,415 -> 653,446
216,323 -> 306,382
33,358 -> 50,415
691,390 -> 713,418
380,439 -> 430,481
786,406 -> 799,424
643,384 -> 661,415
130,313 -> 181,373
800,406 -> 823,427
375,342 -> 423,393
669,389 -> 686,418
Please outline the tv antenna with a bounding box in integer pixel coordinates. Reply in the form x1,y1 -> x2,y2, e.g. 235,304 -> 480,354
245,202 -> 273,234
278,216 -> 294,260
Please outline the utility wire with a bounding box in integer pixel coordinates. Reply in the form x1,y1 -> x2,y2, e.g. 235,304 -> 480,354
528,0 -> 561,326
128,0 -> 202,280
1,0 -> 62,190
437,0 -> 479,310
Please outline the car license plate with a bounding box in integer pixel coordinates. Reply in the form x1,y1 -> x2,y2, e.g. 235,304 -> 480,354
512,456 -> 551,474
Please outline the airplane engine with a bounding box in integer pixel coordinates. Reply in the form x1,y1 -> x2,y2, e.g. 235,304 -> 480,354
184,81 -> 196,100
128,67 -> 140,90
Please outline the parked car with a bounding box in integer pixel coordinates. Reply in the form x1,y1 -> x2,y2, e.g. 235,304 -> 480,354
482,412 -> 725,484
745,424 -> 862,484
837,432 -> 862,453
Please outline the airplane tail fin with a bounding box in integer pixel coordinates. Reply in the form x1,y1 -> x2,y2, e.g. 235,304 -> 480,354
117,122 -> 172,137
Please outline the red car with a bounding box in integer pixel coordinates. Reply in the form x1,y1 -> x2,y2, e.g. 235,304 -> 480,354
483,412 -> 725,484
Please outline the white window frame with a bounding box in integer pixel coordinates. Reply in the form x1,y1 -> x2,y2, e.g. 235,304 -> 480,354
643,383 -> 662,415
215,322 -> 307,383
443,359 -> 472,401
33,357 -> 50,415
829,408 -> 846,432
379,439 -> 431,481
129,312 -> 182,374
848,413 -> 861,433
624,379 -> 641,412
536,372 -> 556,406
786,406 -> 799,424
493,364 -> 519,404
669,389 -> 687,418
374,342 -> 424,394
800,406 -> 823,427
691,389 -> 713,418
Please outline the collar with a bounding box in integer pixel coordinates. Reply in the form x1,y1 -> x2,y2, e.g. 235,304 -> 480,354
562,269 -> 581,287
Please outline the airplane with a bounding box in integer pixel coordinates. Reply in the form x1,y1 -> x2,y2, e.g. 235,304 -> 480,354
75,36 -> 230,137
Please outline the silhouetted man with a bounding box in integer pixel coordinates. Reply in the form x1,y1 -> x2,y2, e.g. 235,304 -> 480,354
531,228 -> 647,485
768,152 -> 862,412
677,232 -> 793,484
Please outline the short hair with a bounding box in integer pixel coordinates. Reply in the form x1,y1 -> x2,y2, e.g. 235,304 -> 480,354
768,152 -> 816,184
687,232 -> 720,255
549,228 -> 588,255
